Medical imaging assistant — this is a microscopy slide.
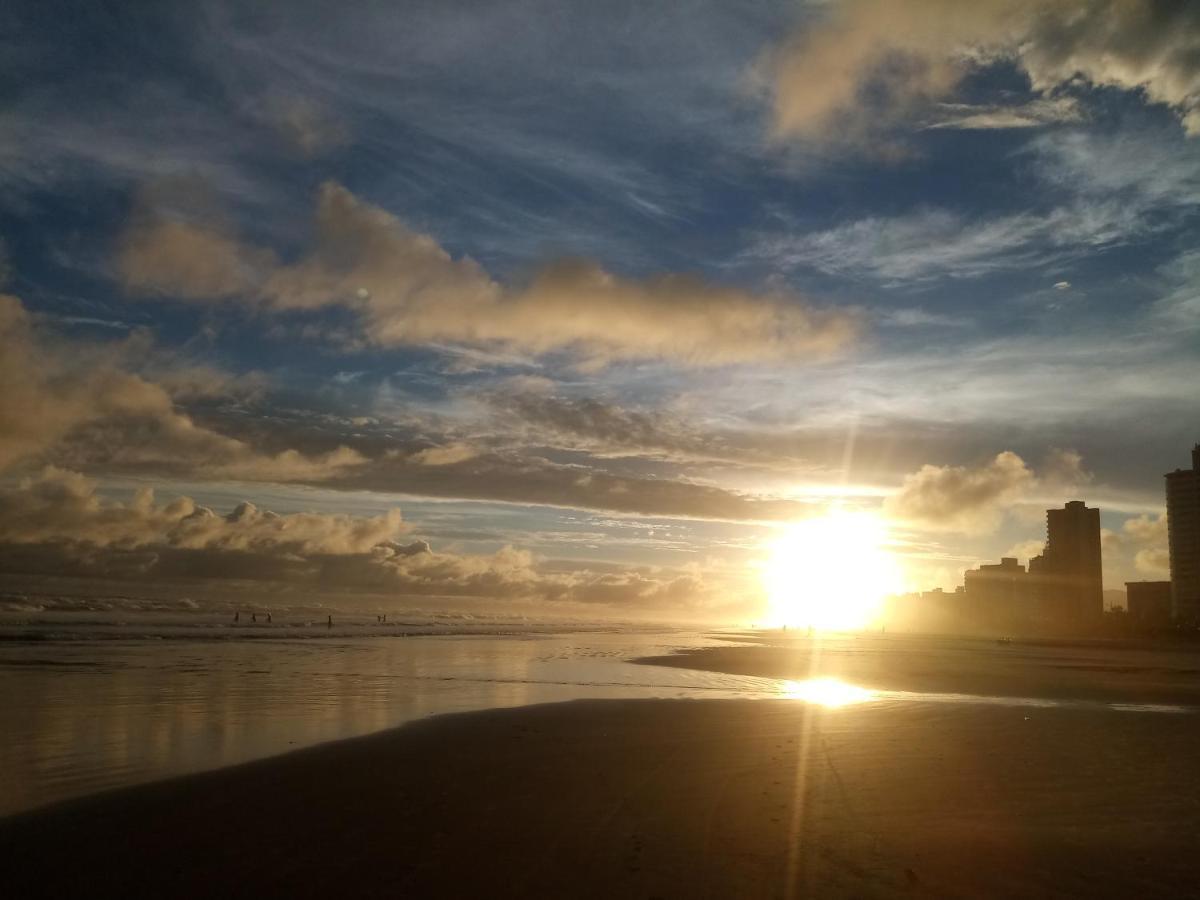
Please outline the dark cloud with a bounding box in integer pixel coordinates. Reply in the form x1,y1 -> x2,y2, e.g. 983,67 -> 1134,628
324,449 -> 816,523
0,467 -> 406,554
488,392 -> 736,462
0,469 -> 731,609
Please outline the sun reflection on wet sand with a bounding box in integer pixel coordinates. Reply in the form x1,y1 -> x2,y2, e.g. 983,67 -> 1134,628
779,677 -> 875,707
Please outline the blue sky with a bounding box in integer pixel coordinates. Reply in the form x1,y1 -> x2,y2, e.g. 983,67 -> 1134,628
2,0 -> 1198,617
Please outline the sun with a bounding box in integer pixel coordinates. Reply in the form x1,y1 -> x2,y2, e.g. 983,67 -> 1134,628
762,509 -> 902,631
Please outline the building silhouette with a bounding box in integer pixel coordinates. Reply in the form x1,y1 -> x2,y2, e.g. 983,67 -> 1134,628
1166,444 -> 1200,622
963,557 -> 1035,629
1125,581 -> 1172,628
1029,500 -> 1103,624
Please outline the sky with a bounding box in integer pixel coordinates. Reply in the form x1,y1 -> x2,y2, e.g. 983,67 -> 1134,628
1,0 -> 1198,620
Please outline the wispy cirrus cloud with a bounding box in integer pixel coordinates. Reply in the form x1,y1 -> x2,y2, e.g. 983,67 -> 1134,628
743,129 -> 1200,284
925,96 -> 1084,131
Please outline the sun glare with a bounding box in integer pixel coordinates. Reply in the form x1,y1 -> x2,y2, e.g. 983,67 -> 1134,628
780,678 -> 876,707
763,509 -> 902,631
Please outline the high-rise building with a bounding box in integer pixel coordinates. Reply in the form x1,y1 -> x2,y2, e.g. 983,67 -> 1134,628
1034,500 -> 1103,624
1166,444 -> 1200,623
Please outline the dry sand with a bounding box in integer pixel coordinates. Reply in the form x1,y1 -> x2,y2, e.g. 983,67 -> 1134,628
5,638 -> 1200,898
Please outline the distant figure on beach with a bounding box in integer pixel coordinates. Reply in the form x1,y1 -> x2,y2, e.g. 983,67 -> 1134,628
234,611 -> 239,624
267,612 -> 272,624
382,614 -> 387,624
252,612 -> 257,623
327,615 -> 333,628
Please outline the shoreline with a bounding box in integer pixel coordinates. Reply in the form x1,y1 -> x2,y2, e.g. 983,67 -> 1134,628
6,642 -> 1200,897
637,632 -> 1200,707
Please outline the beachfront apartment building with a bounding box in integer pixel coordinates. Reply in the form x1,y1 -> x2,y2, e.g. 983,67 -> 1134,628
961,557 -> 1041,632
1166,444 -> 1200,623
1029,500 -> 1103,625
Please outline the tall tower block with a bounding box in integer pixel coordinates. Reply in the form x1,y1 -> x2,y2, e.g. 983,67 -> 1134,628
1041,500 -> 1103,623
1166,445 -> 1200,622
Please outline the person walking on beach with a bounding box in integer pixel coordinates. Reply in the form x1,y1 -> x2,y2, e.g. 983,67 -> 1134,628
327,614 -> 333,629
234,611 -> 239,624
252,612 -> 257,623
267,612 -> 272,624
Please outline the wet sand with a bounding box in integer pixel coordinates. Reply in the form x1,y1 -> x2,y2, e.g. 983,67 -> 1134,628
639,632 -> 1200,706
5,687 -> 1200,898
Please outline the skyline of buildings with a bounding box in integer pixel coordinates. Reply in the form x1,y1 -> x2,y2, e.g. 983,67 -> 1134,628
954,500 -> 1104,633
890,445 -> 1199,635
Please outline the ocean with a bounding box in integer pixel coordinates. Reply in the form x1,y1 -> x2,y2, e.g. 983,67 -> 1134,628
4,589 -> 1198,818
1,590 -> 791,815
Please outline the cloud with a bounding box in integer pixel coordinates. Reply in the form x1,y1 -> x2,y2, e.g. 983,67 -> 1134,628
745,208 -> 1056,283
116,182 -> 278,299
0,469 -> 729,610
0,293 -> 364,480
409,443 -> 478,466
883,444 -> 1116,535
744,128 -> 1200,285
246,94 -> 349,157
876,307 -> 969,329
0,293 -> 181,471
1005,539 -> 1047,561
1152,248 -> 1200,328
118,218 -> 273,300
490,393 -> 705,460
326,447 -> 818,523
883,450 -> 1034,533
1133,547 -> 1171,576
481,390 -> 831,472
766,0 -> 1200,145
1040,447 -> 1092,487
0,292 -> 826,522
116,182 -> 859,367
0,467 -> 406,555
925,97 -> 1084,130
1120,512 -> 1171,576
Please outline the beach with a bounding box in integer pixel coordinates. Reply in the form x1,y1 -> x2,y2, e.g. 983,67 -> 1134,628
5,633 -> 1200,898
